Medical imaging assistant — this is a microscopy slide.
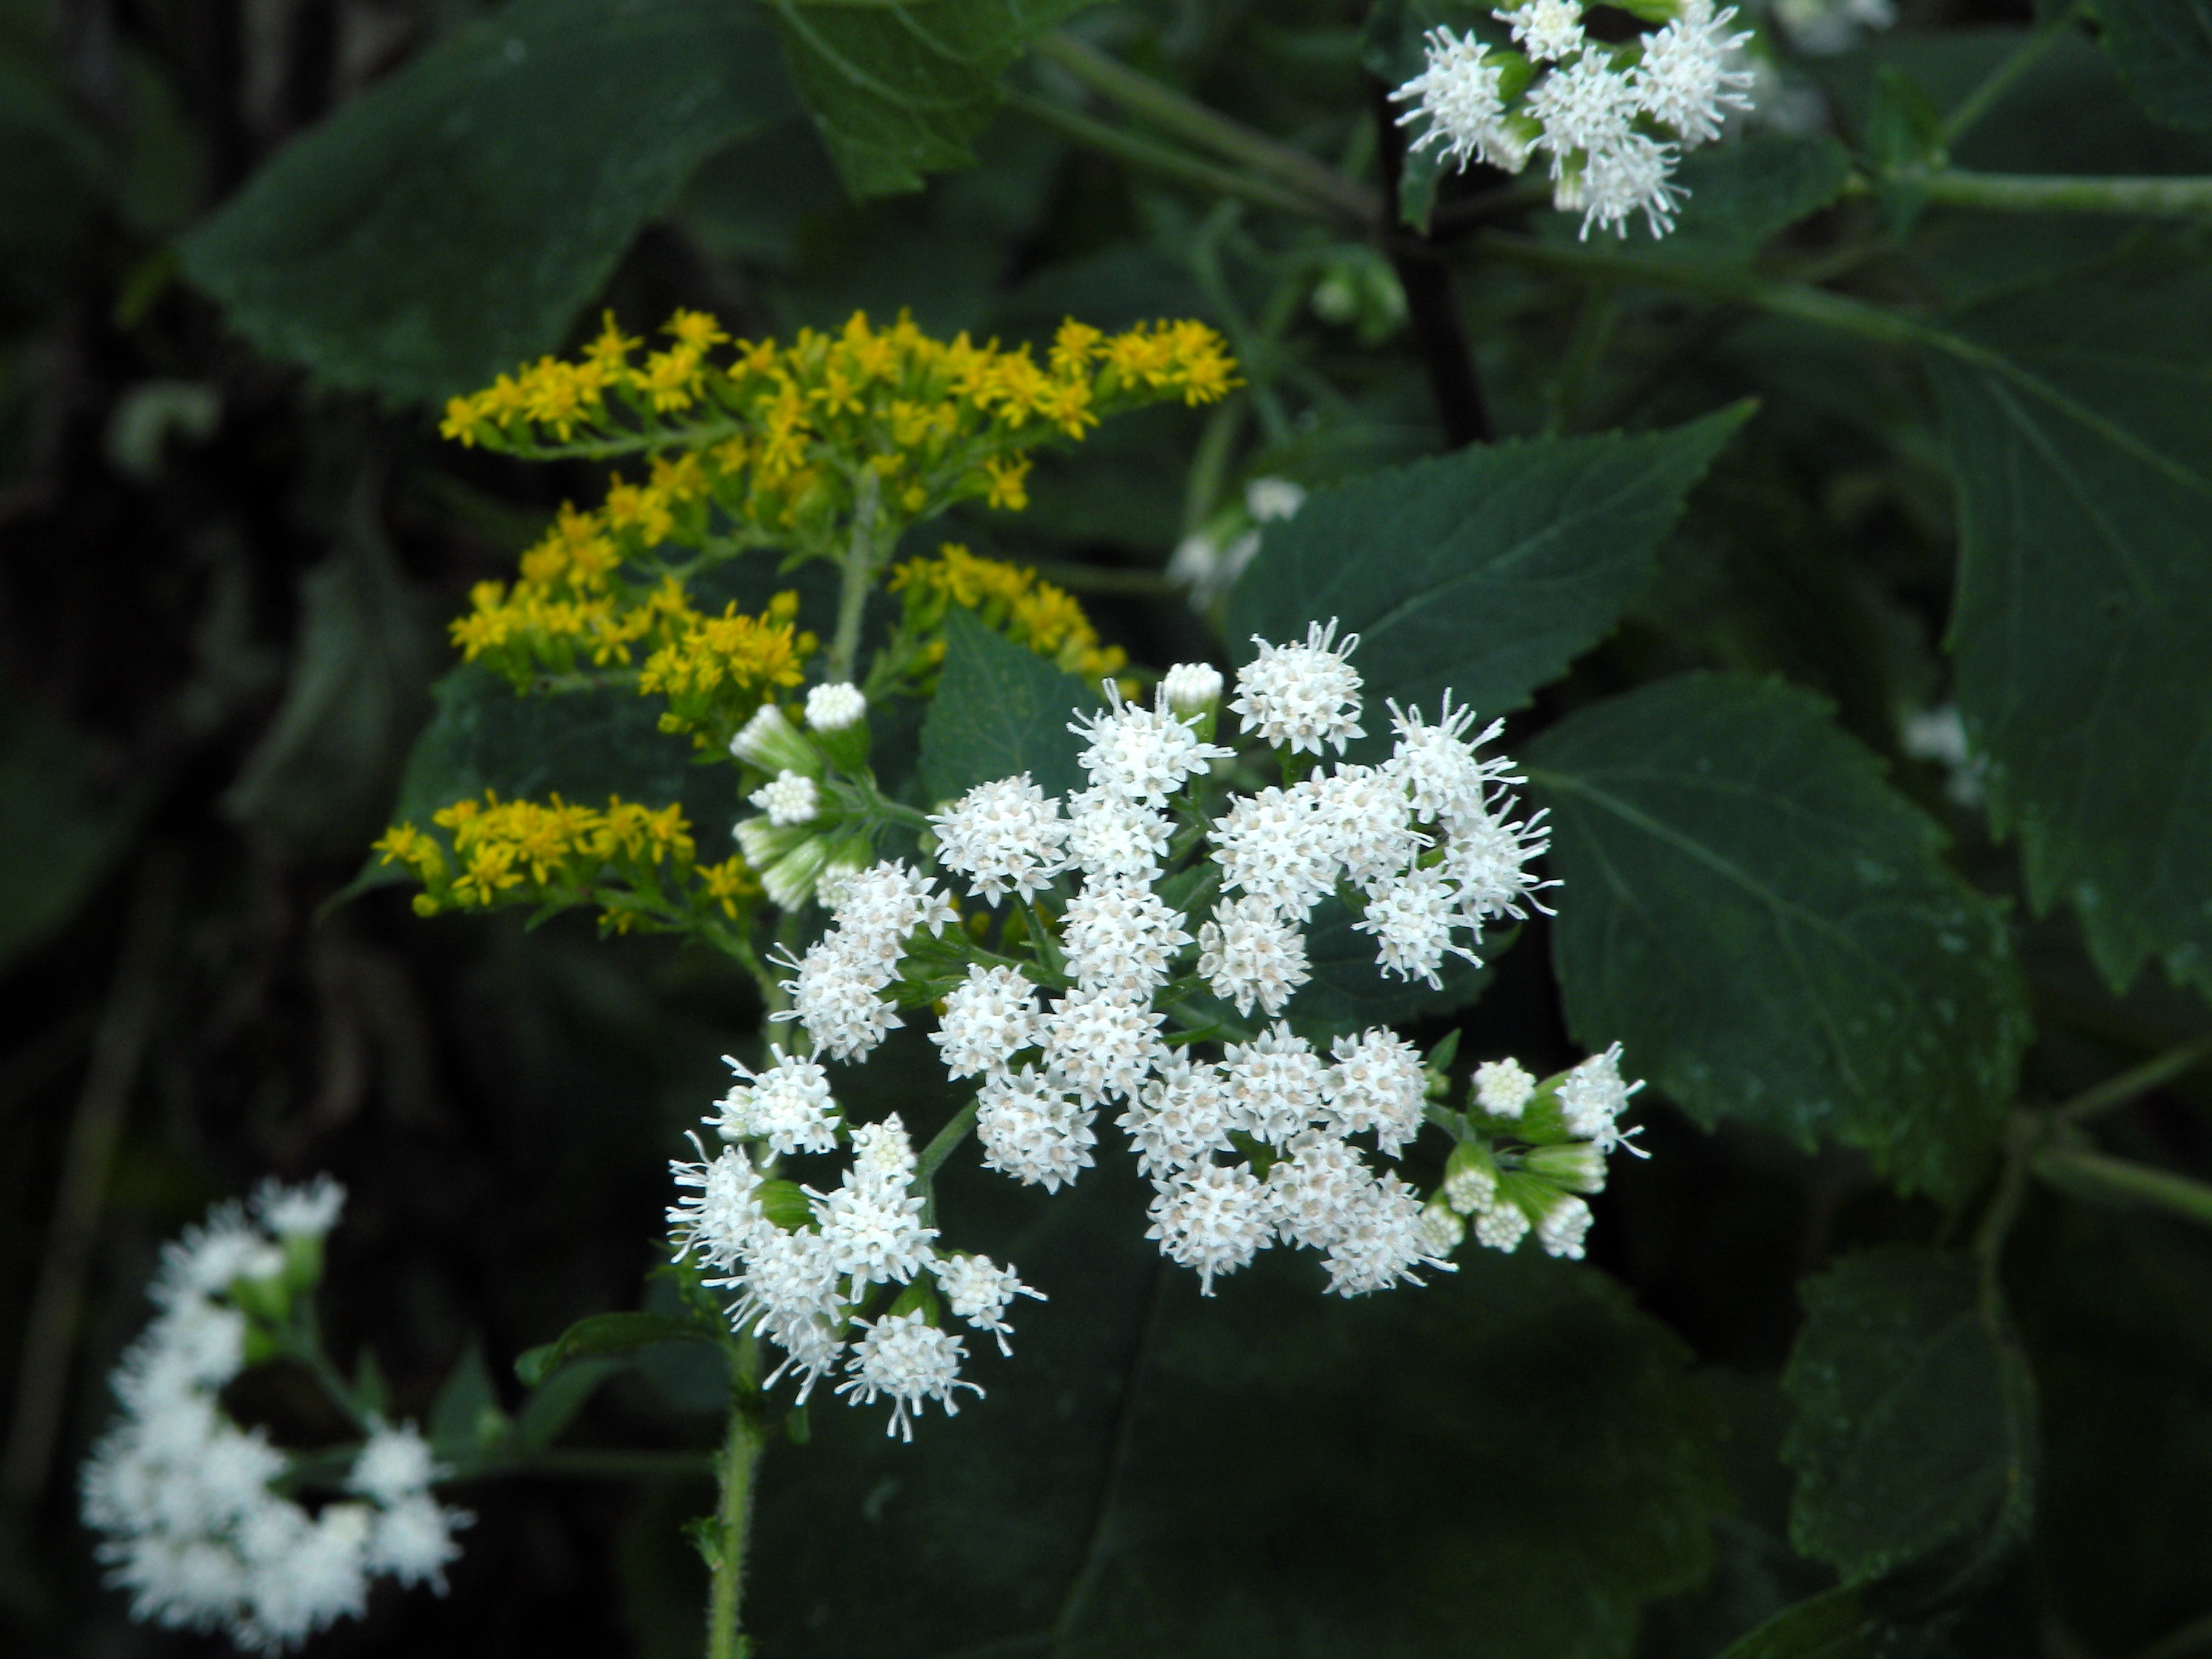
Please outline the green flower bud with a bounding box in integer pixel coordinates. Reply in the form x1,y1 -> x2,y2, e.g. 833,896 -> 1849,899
1523,1139 -> 1609,1194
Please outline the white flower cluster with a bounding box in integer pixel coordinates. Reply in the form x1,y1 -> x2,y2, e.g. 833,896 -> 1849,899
1439,1045 -> 1647,1259
80,1181 -> 468,1651
1391,0 -> 1755,238
669,1112 -> 1042,1442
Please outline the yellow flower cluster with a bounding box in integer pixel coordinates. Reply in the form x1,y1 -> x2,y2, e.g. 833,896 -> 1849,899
638,590 -> 815,749
373,793 -> 759,930
889,544 -> 1127,682
438,309 -> 1238,544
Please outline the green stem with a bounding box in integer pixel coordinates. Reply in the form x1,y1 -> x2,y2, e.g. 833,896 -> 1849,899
1911,168 -> 2212,216
2056,1034 -> 2212,1124
917,1099 -> 980,1186
1936,1 -> 2083,152
1182,395 -> 1247,539
1972,1114 -> 2037,1328
1005,89 -> 1324,221
706,1404 -> 767,1659
2034,1145 -> 2212,1228
1031,33 -> 1380,225
828,469 -> 883,686
1027,559 -> 1182,598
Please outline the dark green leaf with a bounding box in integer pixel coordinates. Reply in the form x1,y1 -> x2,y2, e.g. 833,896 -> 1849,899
768,0 -> 1089,199
1526,674 -> 2030,1203
513,1356 -> 628,1450
1932,243 -> 2212,1001
917,606 -> 1098,804
179,0 -> 797,402
0,697 -> 149,974
429,1339 -> 511,1456
2095,0 -> 2212,130
1225,406 -> 1751,744
751,1155 -> 1724,1659
1712,1586 -> 1951,1659
1282,898 -> 1499,1036
515,1310 -> 721,1387
1667,136 -> 1852,260
1781,1245 -> 2037,1586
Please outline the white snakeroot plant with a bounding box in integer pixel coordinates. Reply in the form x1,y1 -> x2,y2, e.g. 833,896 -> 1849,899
671,620 -> 1651,1447
1392,0 -> 1757,238
80,1184 -> 469,1652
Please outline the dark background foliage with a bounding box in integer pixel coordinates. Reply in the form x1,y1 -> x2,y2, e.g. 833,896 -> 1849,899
3,1 -> 2210,1657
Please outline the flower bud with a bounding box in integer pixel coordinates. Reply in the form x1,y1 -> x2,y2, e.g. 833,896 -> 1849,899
1418,1198 -> 1465,1255
1523,1139 -> 1608,1194
736,816 -> 809,871
731,702 -> 820,777
1472,1056 -> 1535,1119
749,769 -> 821,826
1441,1139 -> 1500,1215
1161,662 -> 1224,740
1498,1171 -> 1594,1261
805,682 -> 871,772
761,836 -> 835,910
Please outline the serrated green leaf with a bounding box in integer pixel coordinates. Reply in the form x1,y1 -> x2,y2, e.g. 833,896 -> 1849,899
2095,0 -> 2212,130
1225,406 -> 1750,745
1526,673 -> 2029,1203
178,0 -> 797,402
917,606 -> 1098,804
1781,1245 -> 2037,1587
768,0 -> 1090,199
1667,135 -> 1852,260
515,1310 -> 722,1387
1932,243 -> 2212,1002
749,1156 -> 1724,1659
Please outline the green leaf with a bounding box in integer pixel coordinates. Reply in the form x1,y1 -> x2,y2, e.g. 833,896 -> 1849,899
1931,243 -> 2212,1000
513,1356 -> 628,1450
2094,0 -> 2212,131
1781,1245 -> 2037,1587
1282,899 -> 1500,1036
429,1339 -> 511,1458
1225,406 -> 1751,743
1526,673 -> 2030,1204
917,606 -> 1098,803
515,1310 -> 721,1387
1667,136 -> 1852,260
768,0 -> 1090,199
1712,1586 -> 1949,1659
178,0 -> 797,403
749,1156 -> 1725,1659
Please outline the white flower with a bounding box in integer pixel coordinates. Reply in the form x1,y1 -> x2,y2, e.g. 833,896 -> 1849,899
1210,785 -> 1338,919
1244,477 -> 1307,523
1535,1192 -> 1595,1259
1310,762 -> 1426,896
1324,1173 -> 1455,1296
849,1114 -> 919,1191
1498,0 -> 1587,62
931,1253 -> 1046,1356
250,1177 -> 345,1242
1557,1042 -> 1647,1153
1442,804 -> 1552,922
1390,28 -> 1531,173
1042,987 -> 1167,1107
1418,1199 -> 1466,1256
1474,1057 -> 1537,1118
976,1065 -> 1098,1191
1386,694 -> 1509,830
1473,1195 -> 1532,1252
929,774 -> 1070,905
1774,0 -> 1893,53
158,1208 -> 284,1302
810,1137 -> 935,1291
771,937 -> 901,1062
1168,529 -> 1262,608
1070,683 -> 1235,806
1119,1056 -> 1236,1179
1266,1133 -> 1376,1250
1230,620 -> 1365,756
668,1139 -> 770,1271
1197,893 -> 1311,1017
1161,660 -> 1226,720
1323,1028 -> 1427,1156
1147,1162 -> 1276,1294
749,769 -> 820,826
1064,786 -> 1173,883
829,860 -> 957,971
1632,0 -> 1756,145
1568,130 -> 1686,239
1358,863 -> 1475,988
715,1047 -> 840,1156
1527,53 -> 1637,163
239,1500 -> 372,1649
1220,1024 -> 1328,1148
348,1423 -> 437,1507
836,1310 -> 981,1442
932,964 -> 1042,1079
364,1493 -> 465,1591
1060,879 -> 1192,995
805,682 -> 867,732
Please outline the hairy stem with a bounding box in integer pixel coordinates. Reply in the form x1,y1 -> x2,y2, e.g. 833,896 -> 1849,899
2034,1145 -> 2212,1229
1908,168 -> 2212,216
706,1403 -> 766,1659
828,469 -> 883,686
1032,33 -> 1379,225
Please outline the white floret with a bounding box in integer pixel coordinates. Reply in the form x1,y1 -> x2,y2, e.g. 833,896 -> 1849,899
976,1065 -> 1098,1192
1118,1056 -> 1236,1179
1070,684 -> 1235,806
749,769 -> 820,826
1059,879 -> 1192,995
1196,893 -> 1312,1017
1230,620 -> 1365,756
1322,1173 -> 1455,1296
1322,1028 -> 1427,1156
836,1310 -> 981,1442
714,1046 -> 840,1156
1042,987 -> 1167,1107
931,1253 -> 1046,1357
1219,1023 -> 1329,1148
805,682 -> 868,732
1146,1162 -> 1277,1295
929,774 -> 1070,905
931,964 -> 1042,1079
